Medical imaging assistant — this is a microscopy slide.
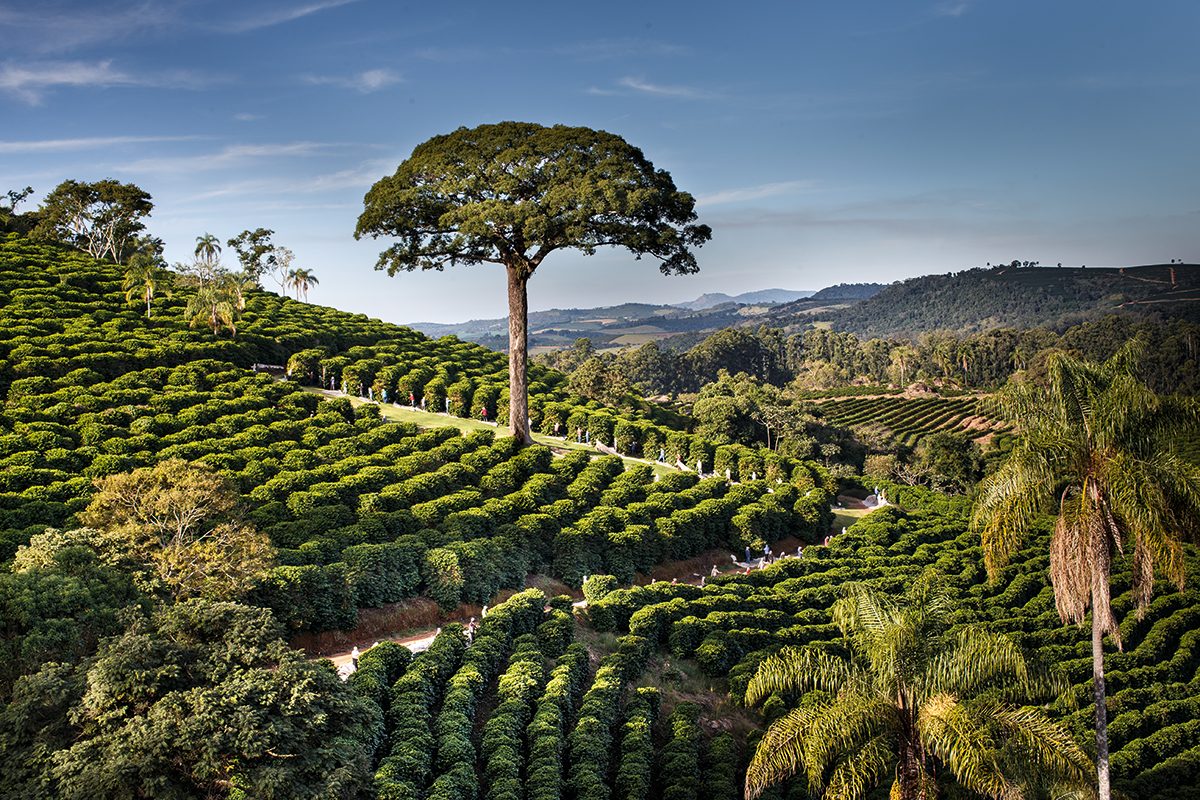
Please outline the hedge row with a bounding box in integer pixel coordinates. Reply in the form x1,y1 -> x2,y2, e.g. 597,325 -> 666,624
659,703 -> 702,800
482,636 -> 547,800
567,635 -> 653,800
527,643 -> 590,800
374,625 -> 468,799
612,687 -> 659,800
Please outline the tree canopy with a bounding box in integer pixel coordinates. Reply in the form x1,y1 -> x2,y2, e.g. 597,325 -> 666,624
356,121 -> 711,442
32,179 -> 152,263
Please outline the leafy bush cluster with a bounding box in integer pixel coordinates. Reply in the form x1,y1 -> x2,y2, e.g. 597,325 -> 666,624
1,235 -> 836,631
585,490 -> 1200,798
567,635 -> 653,800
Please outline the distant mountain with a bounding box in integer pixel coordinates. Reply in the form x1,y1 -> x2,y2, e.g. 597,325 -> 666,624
828,264 -> 1200,338
672,288 -> 813,310
410,290 -> 815,351
807,283 -> 887,302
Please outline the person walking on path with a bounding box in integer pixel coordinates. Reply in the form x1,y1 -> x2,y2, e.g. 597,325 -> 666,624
350,646 -> 360,669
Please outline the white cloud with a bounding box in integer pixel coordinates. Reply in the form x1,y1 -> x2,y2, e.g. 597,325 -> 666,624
0,2 -> 183,54
0,134 -> 204,154
117,142 -> 329,173
303,68 -> 402,93
234,112 -> 263,121
0,59 -> 209,104
934,2 -> 972,17
226,0 -> 361,33
616,76 -> 713,99
697,180 -> 816,206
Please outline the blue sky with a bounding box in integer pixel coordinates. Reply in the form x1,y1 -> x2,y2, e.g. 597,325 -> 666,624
1,1 -> 1197,323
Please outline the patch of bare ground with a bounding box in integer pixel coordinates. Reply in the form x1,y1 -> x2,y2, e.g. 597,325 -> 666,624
294,579 -> 561,657
638,548 -> 744,584
638,651 -> 759,737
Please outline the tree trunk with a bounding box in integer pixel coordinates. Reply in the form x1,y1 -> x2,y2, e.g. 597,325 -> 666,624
506,265 -> 532,445
1092,581 -> 1111,800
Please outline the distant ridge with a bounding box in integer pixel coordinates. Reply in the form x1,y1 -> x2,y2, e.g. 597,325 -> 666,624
829,263 -> 1200,337
672,288 -> 813,310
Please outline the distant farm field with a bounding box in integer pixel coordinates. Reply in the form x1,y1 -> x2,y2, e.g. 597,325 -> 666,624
809,395 -> 1004,447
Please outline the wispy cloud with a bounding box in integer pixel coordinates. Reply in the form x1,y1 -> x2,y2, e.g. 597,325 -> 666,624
0,134 -> 204,154
181,158 -> 395,202
226,0 -> 361,33
0,2 -> 183,54
117,142 -> 330,173
303,68 -> 402,93
617,76 -> 713,99
0,59 -> 210,104
698,180 -> 816,207
934,1 -> 972,17
234,112 -> 264,121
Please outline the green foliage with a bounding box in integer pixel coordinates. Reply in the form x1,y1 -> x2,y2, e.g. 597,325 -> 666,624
4,600 -> 376,800
613,687 -> 658,800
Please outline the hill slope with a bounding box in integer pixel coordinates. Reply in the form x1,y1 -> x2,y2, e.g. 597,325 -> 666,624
828,264 -> 1200,337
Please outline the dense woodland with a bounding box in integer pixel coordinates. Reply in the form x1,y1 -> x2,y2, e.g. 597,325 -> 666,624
2,180 -> 1200,800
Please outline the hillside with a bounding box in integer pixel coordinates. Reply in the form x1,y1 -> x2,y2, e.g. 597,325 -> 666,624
0,232 -> 833,633
826,263 -> 1200,338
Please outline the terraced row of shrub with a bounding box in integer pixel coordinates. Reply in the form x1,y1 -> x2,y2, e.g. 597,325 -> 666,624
1,355 -> 835,631
0,233 -> 841,632
810,394 -> 996,446
584,484 -> 1200,799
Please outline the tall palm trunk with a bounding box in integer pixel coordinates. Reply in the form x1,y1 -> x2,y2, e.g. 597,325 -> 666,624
1092,577 -> 1111,799
506,264 -> 532,445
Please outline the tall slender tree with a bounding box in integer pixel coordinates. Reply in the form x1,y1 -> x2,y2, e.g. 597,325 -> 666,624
356,122 -> 710,444
122,251 -> 172,318
286,267 -> 319,301
972,342 -> 1200,799
745,578 -> 1090,800
193,233 -> 222,276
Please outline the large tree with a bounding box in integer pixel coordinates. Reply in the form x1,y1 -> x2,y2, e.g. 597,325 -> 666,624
356,122 -> 711,443
972,343 -> 1200,799
79,459 -> 273,600
33,179 -> 152,263
745,578 -> 1090,800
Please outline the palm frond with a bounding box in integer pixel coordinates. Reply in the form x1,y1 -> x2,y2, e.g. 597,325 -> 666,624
744,703 -> 820,800
917,693 -> 1016,800
986,701 -> 1094,794
800,693 -> 897,795
822,734 -> 894,800
925,625 -> 1058,700
745,646 -> 855,707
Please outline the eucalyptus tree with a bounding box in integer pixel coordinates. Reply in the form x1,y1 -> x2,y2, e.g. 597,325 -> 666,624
745,578 -> 1090,800
33,179 -> 152,262
972,343 -> 1200,799
356,121 -> 711,444
227,227 -> 278,286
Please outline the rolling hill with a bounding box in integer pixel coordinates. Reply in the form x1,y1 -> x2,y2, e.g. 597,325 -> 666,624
823,263 -> 1200,338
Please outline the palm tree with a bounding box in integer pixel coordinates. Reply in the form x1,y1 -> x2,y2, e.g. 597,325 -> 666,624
122,252 -> 171,318
183,282 -> 239,337
194,233 -> 222,272
286,267 -> 319,302
972,342 -> 1200,799
745,577 -> 1090,800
